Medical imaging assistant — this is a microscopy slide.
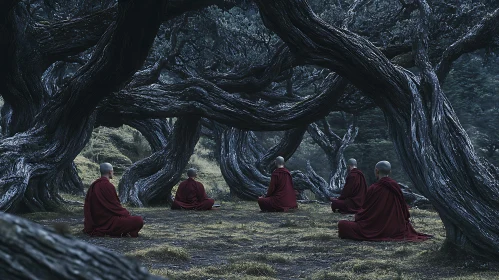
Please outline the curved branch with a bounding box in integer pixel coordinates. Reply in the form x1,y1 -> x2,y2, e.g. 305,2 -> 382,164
435,8 -> 499,82
100,76 -> 348,131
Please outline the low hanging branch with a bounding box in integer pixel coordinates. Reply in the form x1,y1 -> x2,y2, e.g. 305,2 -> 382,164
101,75 -> 349,131
0,213 -> 162,280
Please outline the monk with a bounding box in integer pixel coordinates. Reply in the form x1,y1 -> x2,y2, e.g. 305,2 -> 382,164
84,163 -> 144,237
338,161 -> 430,241
258,156 -> 298,212
171,168 -> 215,210
330,158 -> 368,214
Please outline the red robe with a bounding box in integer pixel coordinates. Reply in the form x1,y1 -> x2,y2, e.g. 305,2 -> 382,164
331,168 -> 368,214
258,168 -> 298,212
171,178 -> 215,210
338,177 -> 430,241
83,177 -> 143,237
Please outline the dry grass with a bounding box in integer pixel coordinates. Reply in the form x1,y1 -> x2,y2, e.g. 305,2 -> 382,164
127,244 -> 190,262
21,201 -> 499,280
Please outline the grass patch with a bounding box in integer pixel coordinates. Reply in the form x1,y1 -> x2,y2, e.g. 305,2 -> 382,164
127,244 -> 190,262
151,261 -> 276,279
230,253 -> 294,264
300,232 -> 336,241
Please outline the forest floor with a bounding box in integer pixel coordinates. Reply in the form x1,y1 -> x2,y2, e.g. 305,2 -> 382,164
21,201 -> 499,280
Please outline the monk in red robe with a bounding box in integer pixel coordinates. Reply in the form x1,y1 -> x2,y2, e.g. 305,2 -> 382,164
84,163 -> 144,237
330,158 -> 368,214
171,168 -> 215,210
338,161 -> 430,241
258,156 -> 298,212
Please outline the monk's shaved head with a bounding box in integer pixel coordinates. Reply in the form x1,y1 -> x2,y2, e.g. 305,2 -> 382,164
347,158 -> 357,167
375,161 -> 391,177
275,156 -> 285,167
187,168 -> 197,178
100,163 -> 113,177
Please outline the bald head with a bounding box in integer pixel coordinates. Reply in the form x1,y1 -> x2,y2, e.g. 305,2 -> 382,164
275,156 -> 285,168
100,163 -> 113,178
187,168 -> 197,178
347,158 -> 357,171
375,161 -> 391,178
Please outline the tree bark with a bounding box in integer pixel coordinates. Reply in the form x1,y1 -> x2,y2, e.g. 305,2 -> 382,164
213,124 -> 327,200
307,117 -> 359,194
0,213 -> 162,280
253,0 -> 499,259
118,116 -> 201,207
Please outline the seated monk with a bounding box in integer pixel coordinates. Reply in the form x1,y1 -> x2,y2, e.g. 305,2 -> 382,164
84,163 -> 144,237
338,161 -> 430,241
171,168 -> 215,210
330,158 -> 368,214
258,156 -> 298,212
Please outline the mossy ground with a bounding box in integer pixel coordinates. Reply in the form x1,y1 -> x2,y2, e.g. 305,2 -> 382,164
21,201 -> 499,280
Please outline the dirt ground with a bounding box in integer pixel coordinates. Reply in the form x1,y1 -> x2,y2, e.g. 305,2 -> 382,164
21,201 -> 499,280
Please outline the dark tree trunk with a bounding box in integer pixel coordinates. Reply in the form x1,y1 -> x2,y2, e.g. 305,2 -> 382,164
0,0 -> 167,213
213,124 -> 328,200
307,117 -> 359,194
118,116 -> 201,206
55,162 -> 84,195
253,0 -> 499,259
0,213 -> 162,280
256,126 -> 307,174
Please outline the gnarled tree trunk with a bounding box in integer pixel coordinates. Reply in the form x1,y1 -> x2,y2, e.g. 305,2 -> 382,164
118,116 -> 201,206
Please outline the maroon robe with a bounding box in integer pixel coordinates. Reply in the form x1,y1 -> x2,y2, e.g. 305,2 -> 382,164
331,168 -> 368,214
84,177 -> 143,237
258,167 -> 298,212
171,178 -> 215,210
338,177 -> 430,241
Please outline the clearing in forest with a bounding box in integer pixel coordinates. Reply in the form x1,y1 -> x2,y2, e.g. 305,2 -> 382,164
22,201 -> 499,280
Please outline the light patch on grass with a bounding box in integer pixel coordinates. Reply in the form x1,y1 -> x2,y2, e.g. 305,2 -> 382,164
310,270 -> 354,280
230,253 -> 295,264
127,244 -> 189,262
151,261 -> 276,279
300,232 -> 337,241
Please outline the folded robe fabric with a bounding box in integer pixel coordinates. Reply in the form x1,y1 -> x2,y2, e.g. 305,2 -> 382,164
171,178 -> 215,210
84,177 -> 143,237
331,168 -> 368,214
258,167 -> 298,212
338,177 -> 430,241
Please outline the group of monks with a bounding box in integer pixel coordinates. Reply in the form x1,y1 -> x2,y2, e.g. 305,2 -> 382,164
83,157 -> 430,242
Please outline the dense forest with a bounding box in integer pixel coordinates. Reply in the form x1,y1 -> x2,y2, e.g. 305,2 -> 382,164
1,0 -> 499,278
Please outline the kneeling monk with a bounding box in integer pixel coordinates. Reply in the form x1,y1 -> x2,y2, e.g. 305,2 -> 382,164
84,163 -> 144,237
171,168 -> 215,210
330,158 -> 367,214
258,156 -> 298,212
338,161 -> 430,241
